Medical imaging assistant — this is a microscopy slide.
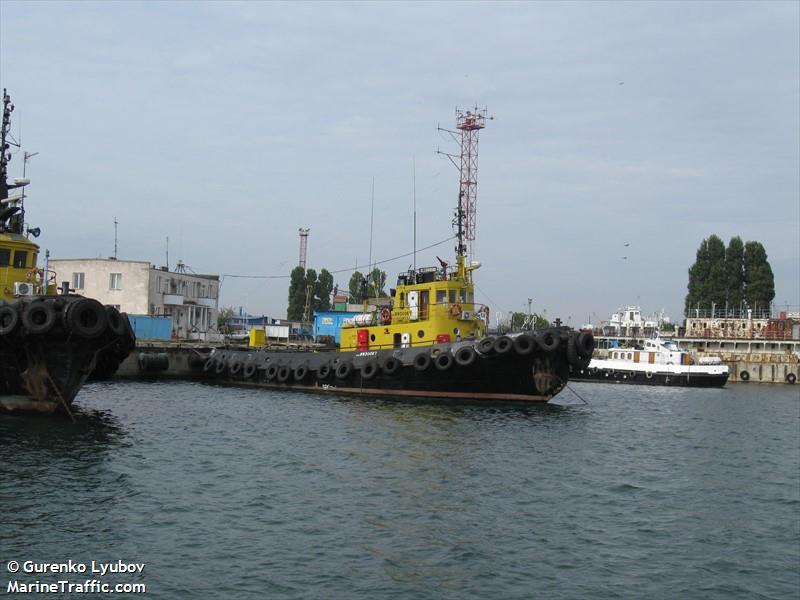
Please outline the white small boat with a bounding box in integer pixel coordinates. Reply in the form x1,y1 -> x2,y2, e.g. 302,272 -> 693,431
571,337 -> 729,387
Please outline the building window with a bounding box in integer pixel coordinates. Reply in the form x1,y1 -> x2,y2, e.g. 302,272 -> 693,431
13,250 -> 27,268
109,272 -> 122,290
72,272 -> 85,289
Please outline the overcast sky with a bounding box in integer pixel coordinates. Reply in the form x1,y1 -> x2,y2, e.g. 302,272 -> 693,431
1,1 -> 797,324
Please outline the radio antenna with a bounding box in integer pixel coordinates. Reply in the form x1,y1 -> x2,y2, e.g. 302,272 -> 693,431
412,156 -> 417,273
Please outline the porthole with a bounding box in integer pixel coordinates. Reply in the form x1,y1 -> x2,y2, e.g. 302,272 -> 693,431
417,330 -> 424,338
453,328 -> 460,335
370,334 -> 376,342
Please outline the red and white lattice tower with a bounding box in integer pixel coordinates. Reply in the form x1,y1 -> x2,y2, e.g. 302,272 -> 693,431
298,228 -> 310,270
456,107 -> 487,262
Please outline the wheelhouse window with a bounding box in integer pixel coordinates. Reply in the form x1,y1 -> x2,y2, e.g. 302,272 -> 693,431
13,250 -> 27,269
72,272 -> 85,290
0,248 -> 9,266
436,290 -> 447,305
109,272 -> 122,290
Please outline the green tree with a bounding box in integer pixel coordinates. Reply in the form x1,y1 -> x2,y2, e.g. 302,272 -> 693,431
744,241 -> 775,311
367,268 -> 387,298
303,269 -> 318,321
686,238 -> 712,313
706,235 -> 727,307
685,234 -> 725,312
724,236 -> 745,309
314,269 -> 334,312
348,271 -> 366,304
217,306 -> 235,334
686,235 -> 775,315
509,311 -> 550,331
287,266 -> 306,320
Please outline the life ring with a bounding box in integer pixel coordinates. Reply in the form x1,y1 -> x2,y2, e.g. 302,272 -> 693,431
382,356 -> 401,375
413,352 -> 432,371
22,301 -> 56,335
25,268 -> 39,282
785,372 -> 796,384
493,335 -> 513,354
514,334 -> 536,356
435,352 -> 454,371
455,345 -> 477,367
0,304 -> 20,336
379,307 -> 391,324
449,303 -> 461,317
740,370 -> 750,382
361,360 -> 379,380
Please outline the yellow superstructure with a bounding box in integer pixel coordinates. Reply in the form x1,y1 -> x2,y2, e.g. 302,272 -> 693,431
339,256 -> 487,351
0,232 -> 42,301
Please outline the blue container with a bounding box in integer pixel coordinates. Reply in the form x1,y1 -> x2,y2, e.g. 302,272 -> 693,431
313,311 -> 360,344
128,314 -> 172,341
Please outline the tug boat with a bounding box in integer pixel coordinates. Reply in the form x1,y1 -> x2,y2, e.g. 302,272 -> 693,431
0,89 -> 135,415
569,337 -> 729,388
203,110 -> 594,402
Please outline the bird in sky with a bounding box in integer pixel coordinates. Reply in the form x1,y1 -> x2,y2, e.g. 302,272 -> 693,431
624,242 -> 630,247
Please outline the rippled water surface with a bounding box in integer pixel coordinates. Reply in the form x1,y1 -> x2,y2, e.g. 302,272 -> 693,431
2,382 -> 798,599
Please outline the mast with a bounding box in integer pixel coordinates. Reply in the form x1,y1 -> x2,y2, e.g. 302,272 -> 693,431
438,106 -> 490,280
1,90 -> 30,235
455,107 -> 487,266
1,89 -> 13,203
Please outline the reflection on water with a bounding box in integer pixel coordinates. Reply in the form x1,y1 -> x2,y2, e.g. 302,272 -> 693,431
1,381 -> 797,600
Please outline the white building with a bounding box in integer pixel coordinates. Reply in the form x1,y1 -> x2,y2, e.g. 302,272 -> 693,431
49,258 -> 221,341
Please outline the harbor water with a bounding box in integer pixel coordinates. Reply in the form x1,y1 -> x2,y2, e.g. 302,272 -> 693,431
2,381 -> 798,599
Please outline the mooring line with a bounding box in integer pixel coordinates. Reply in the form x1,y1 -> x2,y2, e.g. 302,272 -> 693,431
565,382 -> 589,405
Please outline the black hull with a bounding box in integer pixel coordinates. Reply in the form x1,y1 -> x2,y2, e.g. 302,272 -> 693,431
569,367 -> 729,388
202,328 -> 594,403
0,296 -> 136,416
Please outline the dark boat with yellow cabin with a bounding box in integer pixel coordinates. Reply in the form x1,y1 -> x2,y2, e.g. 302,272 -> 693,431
0,89 -> 135,416
203,110 -> 594,402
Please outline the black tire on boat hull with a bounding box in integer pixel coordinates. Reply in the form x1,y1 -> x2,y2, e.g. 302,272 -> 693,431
66,298 -> 108,339
0,305 -> 19,336
22,301 -> 56,335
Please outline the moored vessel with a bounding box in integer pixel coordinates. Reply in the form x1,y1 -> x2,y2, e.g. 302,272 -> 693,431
0,89 -> 135,415
203,109 -> 594,402
570,337 -> 729,387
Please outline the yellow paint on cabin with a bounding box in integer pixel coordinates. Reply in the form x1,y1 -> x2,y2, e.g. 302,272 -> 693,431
0,232 -> 51,301
339,257 -> 487,351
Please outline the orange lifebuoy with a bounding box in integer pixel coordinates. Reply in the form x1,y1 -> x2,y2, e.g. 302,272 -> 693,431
449,303 -> 461,317
379,307 -> 391,324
